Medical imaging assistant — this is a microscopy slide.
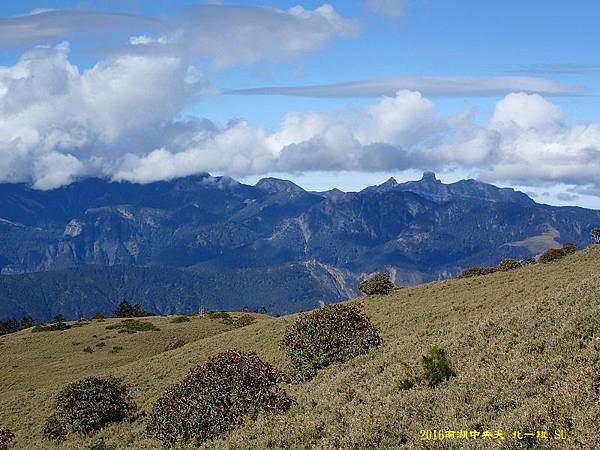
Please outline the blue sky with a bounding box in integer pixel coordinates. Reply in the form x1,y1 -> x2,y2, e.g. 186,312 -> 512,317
0,1 -> 599,207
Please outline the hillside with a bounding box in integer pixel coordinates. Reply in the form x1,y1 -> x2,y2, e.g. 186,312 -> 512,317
1,246 -> 599,449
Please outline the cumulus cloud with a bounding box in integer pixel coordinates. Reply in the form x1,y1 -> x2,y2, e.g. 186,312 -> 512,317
226,75 -> 583,98
111,91 -> 600,196
0,42 -> 211,189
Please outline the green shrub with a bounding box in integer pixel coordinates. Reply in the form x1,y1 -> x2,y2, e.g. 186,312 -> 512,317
82,346 -> 94,354
591,227 -> 600,244
458,266 -> 496,278
105,319 -> 159,333
42,414 -> 67,441
395,378 -> 415,391
96,342 -> 106,348
206,311 -> 232,321
539,248 -> 567,264
169,316 -> 191,323
419,346 -> 455,387
91,312 -> 105,320
147,349 -> 294,446
112,300 -> 150,318
234,314 -> 256,328
358,272 -> 395,295
0,427 -> 14,450
32,321 -> 71,333
496,258 -> 522,272
164,339 -> 186,352
521,255 -> 536,265
43,376 -> 136,438
110,346 -> 124,354
562,242 -> 577,254
281,303 -> 382,382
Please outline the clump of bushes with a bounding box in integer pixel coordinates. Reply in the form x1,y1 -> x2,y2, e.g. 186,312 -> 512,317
521,255 -> 536,265
42,376 -> 136,440
170,316 -> 191,323
206,311 -> 232,321
164,339 -> 186,352
358,272 -> 395,295
105,319 -> 159,333
561,242 -> 577,254
31,322 -> 71,333
395,346 -> 455,390
112,301 -> 152,318
591,227 -> 600,244
82,346 -> 94,354
281,303 -> 382,382
458,266 -> 496,278
234,314 -> 256,328
420,346 -> 455,387
539,248 -> 567,264
496,258 -> 522,271
146,349 -> 294,446
0,427 -> 14,450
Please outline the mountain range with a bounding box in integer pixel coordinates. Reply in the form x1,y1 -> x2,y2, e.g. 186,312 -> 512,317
1,172 -> 599,320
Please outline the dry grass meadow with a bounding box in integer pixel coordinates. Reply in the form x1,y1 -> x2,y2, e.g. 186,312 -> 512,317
1,246 -> 600,449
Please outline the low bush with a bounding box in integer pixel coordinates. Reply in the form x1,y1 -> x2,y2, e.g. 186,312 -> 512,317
164,339 -> 186,352
113,301 -> 151,318
43,376 -> 136,438
562,242 -> 577,254
147,349 -> 294,446
42,414 -> 67,441
105,319 -> 159,333
591,227 -> 600,244
539,248 -> 566,264
206,311 -> 232,320
395,378 -> 415,391
281,303 -> 382,382
458,266 -> 496,278
420,346 -> 455,387
110,346 -> 124,354
234,314 -> 256,328
358,272 -> 395,295
32,321 -> 71,333
0,427 -> 14,450
169,316 -> 191,323
521,255 -> 536,265
496,258 -> 522,272
82,346 -> 94,354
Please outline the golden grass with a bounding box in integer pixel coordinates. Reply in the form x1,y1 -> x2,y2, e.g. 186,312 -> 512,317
1,247 -> 600,449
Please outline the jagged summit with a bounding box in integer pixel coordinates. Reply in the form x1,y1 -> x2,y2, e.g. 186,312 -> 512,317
255,177 -> 305,195
421,171 -> 439,184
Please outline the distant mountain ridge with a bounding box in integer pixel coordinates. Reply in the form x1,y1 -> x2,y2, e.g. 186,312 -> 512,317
1,172 -> 599,320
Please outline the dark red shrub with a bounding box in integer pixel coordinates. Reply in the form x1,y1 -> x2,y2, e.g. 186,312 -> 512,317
147,350 -> 293,446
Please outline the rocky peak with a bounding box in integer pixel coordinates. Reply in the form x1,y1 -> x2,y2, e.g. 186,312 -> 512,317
255,178 -> 305,195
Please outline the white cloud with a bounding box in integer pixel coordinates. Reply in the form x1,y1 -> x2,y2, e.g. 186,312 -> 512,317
111,91 -> 600,196
226,75 -> 583,98
124,4 -> 359,68
0,42 -> 211,189
0,9 -> 160,47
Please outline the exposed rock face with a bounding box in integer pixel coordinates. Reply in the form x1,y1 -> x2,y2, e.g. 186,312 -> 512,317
0,172 -> 599,319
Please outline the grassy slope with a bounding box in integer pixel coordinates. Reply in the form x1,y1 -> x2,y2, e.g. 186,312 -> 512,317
1,248 -> 600,449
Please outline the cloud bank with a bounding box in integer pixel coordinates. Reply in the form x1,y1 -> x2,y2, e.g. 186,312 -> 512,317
0,5 -> 598,199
